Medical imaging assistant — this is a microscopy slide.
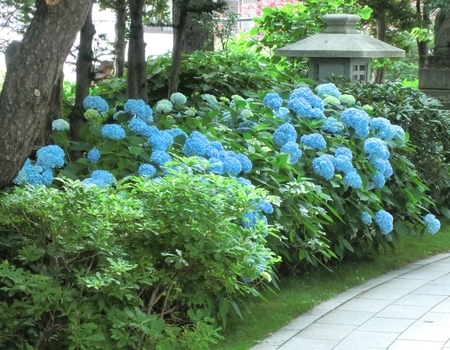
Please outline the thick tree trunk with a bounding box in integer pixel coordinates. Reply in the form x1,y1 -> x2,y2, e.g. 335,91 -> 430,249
114,0 -> 126,78
70,2 -> 95,148
127,0 -> 147,102
173,0 -> 214,54
374,14 -> 387,84
0,0 -> 94,188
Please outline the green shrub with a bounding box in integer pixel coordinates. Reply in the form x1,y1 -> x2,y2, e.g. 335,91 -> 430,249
0,172 -> 278,349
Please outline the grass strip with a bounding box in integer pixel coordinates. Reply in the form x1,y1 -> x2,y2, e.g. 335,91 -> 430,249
218,220 -> 450,350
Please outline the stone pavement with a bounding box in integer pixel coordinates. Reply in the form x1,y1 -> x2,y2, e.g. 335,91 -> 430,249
251,252 -> 450,350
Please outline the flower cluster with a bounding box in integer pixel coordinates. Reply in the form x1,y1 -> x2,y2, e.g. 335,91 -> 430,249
361,211 -> 372,224
315,83 -> 341,99
273,123 -> 297,147
280,142 -> 302,164
300,133 -> 326,150
375,210 -> 393,235
170,92 -> 187,105
82,170 -> 116,188
322,117 -> 344,134
262,92 -> 283,110
36,145 -> 65,169
138,164 -> 157,177
124,99 -> 153,123
155,99 -> 174,113
87,149 -> 101,163
312,155 -> 335,180
128,117 -> 157,138
52,119 -> 70,131
423,214 -> 441,234
14,159 -> 54,186
101,124 -> 126,140
340,108 -> 370,138
148,130 -> 174,151
83,96 -> 109,113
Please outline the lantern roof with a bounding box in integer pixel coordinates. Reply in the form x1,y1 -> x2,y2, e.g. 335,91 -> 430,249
275,14 -> 405,58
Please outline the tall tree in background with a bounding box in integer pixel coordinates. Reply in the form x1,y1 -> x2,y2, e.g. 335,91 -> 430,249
0,0 -> 93,188
114,0 -> 127,77
358,0 -> 416,83
127,0 -> 147,102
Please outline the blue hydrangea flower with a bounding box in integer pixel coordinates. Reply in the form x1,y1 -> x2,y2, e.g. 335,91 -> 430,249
150,150 -> 172,166
315,83 -> 341,99
36,145 -> 65,169
101,124 -> 126,140
256,200 -> 273,214
300,133 -> 327,150
280,141 -> 302,164
208,158 -> 224,174
182,131 -> 210,157
128,117 -> 158,138
333,155 -> 354,174
263,92 -> 283,110
287,97 -> 313,117
335,147 -> 353,160
83,170 -> 116,188
274,106 -> 291,121
370,117 -> 395,141
236,177 -> 252,187
312,155 -> 335,180
51,119 -> 70,131
13,159 -> 53,186
423,213 -> 441,234
273,123 -> 297,147
148,130 -> 173,151
322,117 -> 344,134
155,99 -> 173,113
339,94 -> 356,106
364,138 -> 390,160
383,160 -> 393,178
170,92 -> 187,105
83,96 -> 109,113
361,211 -> 372,224
124,99 -> 153,123
340,108 -> 371,138
242,212 -> 257,229
370,157 -> 386,173
343,171 -> 362,188
138,164 -> 156,177
235,154 -> 252,173
375,210 -> 393,235
392,125 -> 406,142
371,171 -> 386,189
87,148 -> 101,163
289,87 -> 324,111
222,156 -> 243,175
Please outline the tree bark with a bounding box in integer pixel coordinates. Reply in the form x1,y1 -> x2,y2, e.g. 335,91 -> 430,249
172,0 -> 214,54
374,13 -> 387,84
0,0 -> 94,188
416,0 -> 429,68
168,0 -> 191,96
70,2 -> 95,148
127,0 -> 147,102
114,0 -> 126,78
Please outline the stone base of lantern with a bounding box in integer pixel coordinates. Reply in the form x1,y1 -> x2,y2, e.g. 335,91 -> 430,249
419,65 -> 450,110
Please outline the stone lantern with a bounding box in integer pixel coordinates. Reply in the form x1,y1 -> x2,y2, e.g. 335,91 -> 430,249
275,14 -> 405,82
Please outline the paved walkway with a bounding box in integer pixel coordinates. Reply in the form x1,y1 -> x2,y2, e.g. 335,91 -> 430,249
251,252 -> 450,350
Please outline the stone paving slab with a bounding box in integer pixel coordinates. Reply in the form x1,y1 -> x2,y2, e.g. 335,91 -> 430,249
250,252 -> 450,350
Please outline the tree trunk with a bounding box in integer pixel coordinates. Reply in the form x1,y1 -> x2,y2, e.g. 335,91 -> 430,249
173,0 -> 214,54
416,0 -> 429,68
0,0 -> 94,188
70,2 -> 95,149
127,0 -> 147,102
114,0 -> 126,78
168,0 -> 191,96
374,14 -> 387,84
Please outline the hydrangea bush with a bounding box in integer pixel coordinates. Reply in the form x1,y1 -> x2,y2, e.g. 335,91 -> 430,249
15,85 -> 441,269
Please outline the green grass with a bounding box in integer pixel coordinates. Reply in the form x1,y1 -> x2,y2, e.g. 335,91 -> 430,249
217,221 -> 450,350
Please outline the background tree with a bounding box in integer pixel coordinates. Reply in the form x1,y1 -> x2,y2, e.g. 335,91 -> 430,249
0,0 -> 94,188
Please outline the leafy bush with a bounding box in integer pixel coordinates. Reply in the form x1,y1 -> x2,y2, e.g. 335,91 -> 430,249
341,81 -> 450,211
0,172 -> 278,349
385,60 -> 418,82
